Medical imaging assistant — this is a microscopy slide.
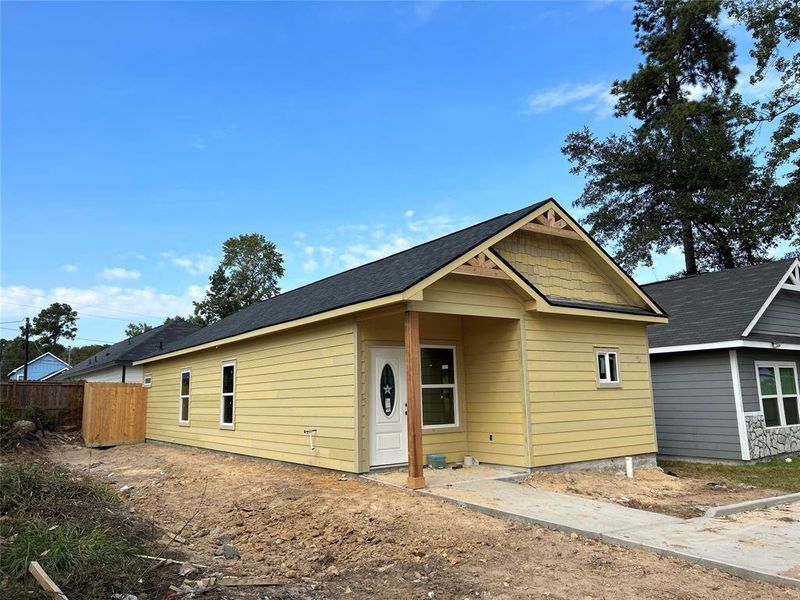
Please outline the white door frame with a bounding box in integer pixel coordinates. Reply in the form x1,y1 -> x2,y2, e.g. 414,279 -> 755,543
368,346 -> 408,467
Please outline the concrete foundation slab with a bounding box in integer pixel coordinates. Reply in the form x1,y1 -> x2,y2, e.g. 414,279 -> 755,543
362,464 -> 528,488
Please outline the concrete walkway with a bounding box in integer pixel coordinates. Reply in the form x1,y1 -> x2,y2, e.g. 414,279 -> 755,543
418,477 -> 800,589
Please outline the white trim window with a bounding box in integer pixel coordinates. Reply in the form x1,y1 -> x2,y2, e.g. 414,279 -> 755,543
596,349 -> 620,386
420,345 -> 458,429
143,374 -> 152,387
220,361 -> 236,428
179,369 -> 191,425
756,362 -> 799,428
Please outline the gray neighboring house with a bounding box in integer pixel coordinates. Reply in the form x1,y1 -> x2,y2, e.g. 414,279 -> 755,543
56,321 -> 199,383
644,259 -> 800,461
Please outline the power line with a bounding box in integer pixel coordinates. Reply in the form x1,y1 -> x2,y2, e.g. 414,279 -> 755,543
0,326 -> 113,345
0,319 -> 24,324
0,290 -> 178,321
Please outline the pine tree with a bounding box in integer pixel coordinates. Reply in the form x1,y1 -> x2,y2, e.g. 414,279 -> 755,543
726,0 -> 800,253
29,303 -> 78,349
193,234 -> 284,324
563,0 -> 793,275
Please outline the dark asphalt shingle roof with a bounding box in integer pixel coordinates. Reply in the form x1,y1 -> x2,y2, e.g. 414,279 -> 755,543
58,321 -> 199,379
643,259 -> 795,349
547,297 -> 659,316
145,201 -> 551,357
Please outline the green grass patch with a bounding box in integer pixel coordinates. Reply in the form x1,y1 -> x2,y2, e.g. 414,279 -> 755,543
0,457 -> 169,599
658,456 -> 800,493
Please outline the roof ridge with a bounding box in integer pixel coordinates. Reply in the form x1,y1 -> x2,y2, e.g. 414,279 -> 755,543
233,200 -> 550,313
642,258 -> 796,287
143,199 -> 553,358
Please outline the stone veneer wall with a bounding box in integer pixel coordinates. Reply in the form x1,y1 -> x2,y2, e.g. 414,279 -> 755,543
745,414 -> 800,459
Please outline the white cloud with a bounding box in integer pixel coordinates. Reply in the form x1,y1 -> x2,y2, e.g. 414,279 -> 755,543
61,264 -> 78,273
190,126 -> 233,151
407,214 -> 452,233
404,209 -> 415,218
101,267 -> 141,281
414,1 -> 441,24
526,82 -> 616,117
0,284 -> 205,324
633,246 -> 686,283
284,211 -> 476,282
737,62 -> 782,102
162,251 -> 216,276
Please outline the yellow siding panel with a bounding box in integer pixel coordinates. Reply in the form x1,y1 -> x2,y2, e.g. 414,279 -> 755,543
526,312 -> 657,466
463,316 -> 527,467
145,317 -> 358,472
411,274 -> 526,318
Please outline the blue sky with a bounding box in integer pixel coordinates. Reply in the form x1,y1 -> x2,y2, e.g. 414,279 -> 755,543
0,1 -> 782,344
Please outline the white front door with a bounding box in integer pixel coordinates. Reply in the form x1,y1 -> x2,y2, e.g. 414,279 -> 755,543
369,347 -> 408,467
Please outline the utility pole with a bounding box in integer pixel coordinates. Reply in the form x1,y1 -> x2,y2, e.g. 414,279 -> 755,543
23,318 -> 31,381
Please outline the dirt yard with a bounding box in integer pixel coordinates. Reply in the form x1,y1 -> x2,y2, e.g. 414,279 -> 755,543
50,442 -> 799,599
525,467 -> 787,518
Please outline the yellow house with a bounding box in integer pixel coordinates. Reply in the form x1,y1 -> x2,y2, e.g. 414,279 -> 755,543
135,199 -> 667,487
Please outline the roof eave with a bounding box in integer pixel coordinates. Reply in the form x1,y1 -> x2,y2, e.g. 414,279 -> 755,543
650,338 -> 800,354
136,201 -> 558,365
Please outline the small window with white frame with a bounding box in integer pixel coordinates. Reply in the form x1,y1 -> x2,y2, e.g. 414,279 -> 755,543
756,362 -> 799,428
143,374 -> 152,387
179,369 -> 191,425
596,349 -> 620,386
220,361 -> 236,428
420,346 -> 458,428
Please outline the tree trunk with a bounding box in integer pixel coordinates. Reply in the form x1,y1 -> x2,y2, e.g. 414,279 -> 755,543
682,220 -> 697,275
719,243 -> 736,269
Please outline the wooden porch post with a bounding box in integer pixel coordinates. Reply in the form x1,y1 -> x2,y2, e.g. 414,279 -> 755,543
405,310 -> 426,489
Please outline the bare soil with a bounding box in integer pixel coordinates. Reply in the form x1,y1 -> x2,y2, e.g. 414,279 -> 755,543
525,467 -> 785,518
49,442 -> 798,600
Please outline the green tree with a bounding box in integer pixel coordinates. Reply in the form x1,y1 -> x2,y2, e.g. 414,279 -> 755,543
562,0 -> 794,275
29,303 -> 78,349
63,343 -> 109,366
0,337 -> 27,380
726,0 -> 800,250
163,315 -> 204,327
125,322 -> 155,337
193,234 -> 284,324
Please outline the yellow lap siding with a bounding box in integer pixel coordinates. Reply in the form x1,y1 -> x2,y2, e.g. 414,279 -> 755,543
145,318 -> 358,472
526,312 -> 657,467
463,316 -> 528,467
410,273 -> 526,318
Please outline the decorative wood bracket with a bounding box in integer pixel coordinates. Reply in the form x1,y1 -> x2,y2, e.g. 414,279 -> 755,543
521,208 -> 582,240
784,262 -> 800,292
454,252 -> 511,280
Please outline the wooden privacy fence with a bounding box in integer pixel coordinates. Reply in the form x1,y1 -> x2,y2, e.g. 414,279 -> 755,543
82,382 -> 147,447
1,381 -> 84,428
1,380 -> 147,448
